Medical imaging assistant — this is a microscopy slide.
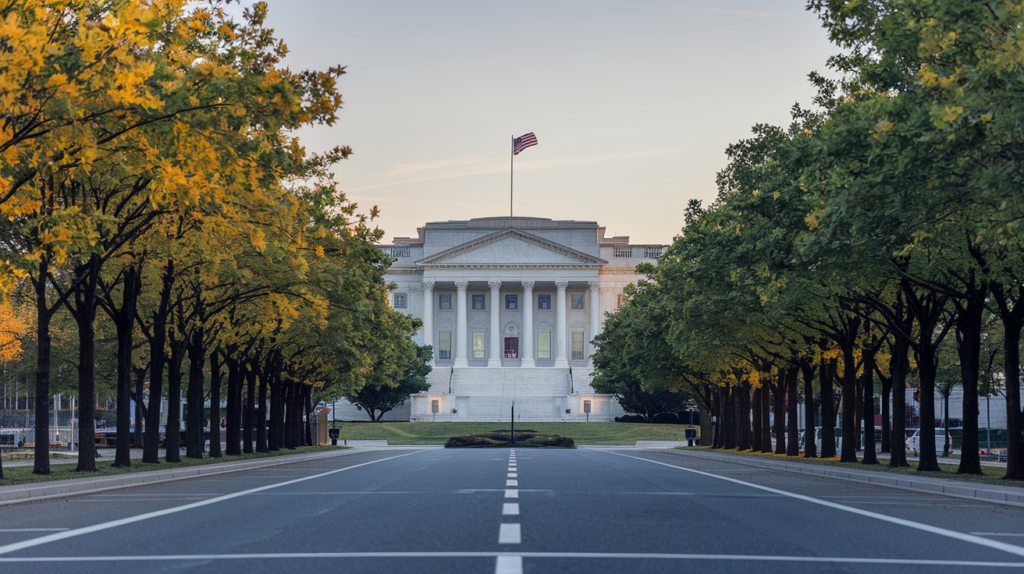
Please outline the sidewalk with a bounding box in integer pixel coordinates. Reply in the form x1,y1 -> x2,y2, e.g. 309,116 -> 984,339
0,448 -> 364,507
673,449 -> 1024,509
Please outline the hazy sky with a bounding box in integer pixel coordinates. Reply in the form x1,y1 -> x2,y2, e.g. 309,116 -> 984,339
245,1 -> 839,244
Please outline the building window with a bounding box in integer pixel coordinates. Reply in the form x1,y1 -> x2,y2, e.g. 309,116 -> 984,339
613,246 -> 632,258
390,246 -> 411,258
473,332 -> 485,359
571,331 -> 585,360
570,294 -> 584,310
616,293 -> 625,308
644,246 -> 663,259
438,331 -> 451,360
393,293 -> 407,309
538,331 -> 551,359
472,294 -> 486,310
439,294 -> 452,310
506,294 -> 517,309
538,295 -> 551,310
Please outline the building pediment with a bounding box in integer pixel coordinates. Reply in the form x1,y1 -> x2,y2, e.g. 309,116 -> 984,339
416,229 -> 607,269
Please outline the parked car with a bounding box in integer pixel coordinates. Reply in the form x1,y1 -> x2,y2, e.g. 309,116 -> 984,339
905,428 -> 955,455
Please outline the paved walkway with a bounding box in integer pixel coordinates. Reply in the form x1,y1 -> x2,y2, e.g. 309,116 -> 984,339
0,448 -> 368,506
673,449 -> 1024,508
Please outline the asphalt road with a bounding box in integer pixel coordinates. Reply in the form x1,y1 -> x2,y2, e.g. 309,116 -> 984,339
1,447 -> 1023,573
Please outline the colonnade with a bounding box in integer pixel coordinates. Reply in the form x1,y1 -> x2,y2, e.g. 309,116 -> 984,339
420,280 -> 601,368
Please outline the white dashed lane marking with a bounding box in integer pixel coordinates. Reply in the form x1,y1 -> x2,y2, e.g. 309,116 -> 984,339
503,503 -> 520,516
495,555 -> 523,574
505,489 -> 518,498
499,524 -> 521,544
508,473 -> 517,478
506,480 -> 518,487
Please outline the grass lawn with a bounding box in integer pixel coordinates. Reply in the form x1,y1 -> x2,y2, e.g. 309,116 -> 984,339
685,447 -> 1024,488
0,445 -> 348,487
333,421 -> 692,445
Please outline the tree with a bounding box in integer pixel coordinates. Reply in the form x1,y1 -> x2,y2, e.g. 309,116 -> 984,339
346,343 -> 431,422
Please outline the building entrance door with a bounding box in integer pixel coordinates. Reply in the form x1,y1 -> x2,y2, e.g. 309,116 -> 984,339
504,337 -> 519,359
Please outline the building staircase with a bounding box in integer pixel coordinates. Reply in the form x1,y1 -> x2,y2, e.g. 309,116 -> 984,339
414,367 -> 611,422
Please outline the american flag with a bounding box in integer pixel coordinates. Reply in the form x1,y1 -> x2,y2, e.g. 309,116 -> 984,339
513,132 -> 538,155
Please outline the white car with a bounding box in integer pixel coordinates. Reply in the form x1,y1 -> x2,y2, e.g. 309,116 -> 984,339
905,428 -> 955,455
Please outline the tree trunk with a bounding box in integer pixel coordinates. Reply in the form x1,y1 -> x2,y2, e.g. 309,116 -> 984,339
268,376 -> 280,451
209,350 -> 221,458
112,263 -> 140,467
916,345 -> 940,472
72,255 -> 101,472
698,400 -> 712,446
165,337 -> 185,464
943,395 -> 951,457
855,372 -> 863,452
243,367 -> 255,454
955,290 -> 985,475
802,363 -> 817,458
224,357 -> 241,456
32,260 -> 52,475
840,342 -> 859,463
723,388 -> 736,450
712,388 -> 724,449
1005,315 -> 1024,479
880,374 -> 892,453
143,260 -> 174,464
760,379 -> 771,453
773,372 -> 785,455
304,386 -> 314,447
752,386 -> 762,452
862,348 -> 878,465
133,365 -> 147,449
889,335 -> 910,468
786,370 -> 799,457
256,368 -> 268,453
186,326 -> 205,459
818,351 -> 840,459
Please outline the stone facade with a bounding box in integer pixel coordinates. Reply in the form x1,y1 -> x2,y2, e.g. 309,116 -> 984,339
341,216 -> 665,423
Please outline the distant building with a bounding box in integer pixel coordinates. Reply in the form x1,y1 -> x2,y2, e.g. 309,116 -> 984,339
334,216 -> 667,422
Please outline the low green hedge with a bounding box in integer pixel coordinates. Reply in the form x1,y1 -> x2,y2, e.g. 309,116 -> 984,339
445,430 -> 575,448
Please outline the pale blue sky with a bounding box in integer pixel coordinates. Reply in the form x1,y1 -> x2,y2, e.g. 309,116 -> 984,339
248,1 -> 838,243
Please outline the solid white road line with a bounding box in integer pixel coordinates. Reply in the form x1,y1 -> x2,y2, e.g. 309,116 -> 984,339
506,480 -> 518,487
502,503 -> 520,515
498,524 -> 521,544
495,555 -> 523,574
505,489 -> 518,498
0,451 -> 425,557
0,553 -> 1022,566
606,451 -> 1024,560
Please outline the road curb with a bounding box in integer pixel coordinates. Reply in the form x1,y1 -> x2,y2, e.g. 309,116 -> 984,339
0,448 -> 362,507
673,449 -> 1024,509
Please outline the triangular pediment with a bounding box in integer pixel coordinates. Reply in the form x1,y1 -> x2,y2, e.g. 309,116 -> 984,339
416,229 -> 606,267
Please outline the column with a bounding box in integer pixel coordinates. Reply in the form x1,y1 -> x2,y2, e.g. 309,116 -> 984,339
554,280 -> 569,368
488,281 -> 502,367
454,281 -> 469,368
521,281 -> 535,368
589,280 -> 600,366
422,282 -> 434,364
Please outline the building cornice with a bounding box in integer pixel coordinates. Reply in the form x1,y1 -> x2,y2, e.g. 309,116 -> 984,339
416,228 -> 608,267
420,264 -> 603,270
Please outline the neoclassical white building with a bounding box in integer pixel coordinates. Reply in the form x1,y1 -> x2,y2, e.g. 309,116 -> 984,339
334,216 -> 666,422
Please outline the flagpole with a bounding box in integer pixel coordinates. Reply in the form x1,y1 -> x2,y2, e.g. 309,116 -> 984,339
510,135 -> 514,217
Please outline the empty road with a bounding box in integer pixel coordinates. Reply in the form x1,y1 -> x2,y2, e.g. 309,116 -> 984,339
1,447 -> 1023,573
